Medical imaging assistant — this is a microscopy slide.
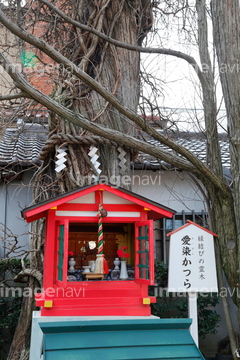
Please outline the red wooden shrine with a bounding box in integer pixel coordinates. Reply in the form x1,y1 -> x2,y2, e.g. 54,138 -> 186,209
22,183 -> 175,316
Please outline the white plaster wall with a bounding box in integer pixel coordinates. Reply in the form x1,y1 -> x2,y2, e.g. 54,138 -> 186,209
131,170 -> 207,213
0,168 -> 207,258
0,171 -> 33,258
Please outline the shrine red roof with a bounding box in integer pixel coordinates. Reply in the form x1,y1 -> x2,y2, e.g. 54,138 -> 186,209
22,183 -> 175,223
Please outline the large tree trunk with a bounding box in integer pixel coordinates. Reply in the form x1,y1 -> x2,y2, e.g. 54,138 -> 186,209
196,0 -> 222,175
209,1 -> 240,357
202,179 -> 239,359
211,0 -> 240,305
194,3 -> 239,356
7,1 -> 152,359
211,0 -> 240,247
7,221 -> 44,360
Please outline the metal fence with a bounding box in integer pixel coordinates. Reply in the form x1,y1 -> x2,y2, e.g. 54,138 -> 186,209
154,210 -> 208,263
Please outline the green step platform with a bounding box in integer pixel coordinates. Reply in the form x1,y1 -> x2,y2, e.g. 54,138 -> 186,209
34,315 -> 205,360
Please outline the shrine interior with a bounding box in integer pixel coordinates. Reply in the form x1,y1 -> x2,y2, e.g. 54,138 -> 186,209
67,222 -> 134,279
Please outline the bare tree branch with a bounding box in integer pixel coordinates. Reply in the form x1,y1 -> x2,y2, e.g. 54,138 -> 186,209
0,92 -> 29,101
38,0 -> 206,88
0,9 -> 230,195
0,51 -> 196,171
14,268 -> 42,284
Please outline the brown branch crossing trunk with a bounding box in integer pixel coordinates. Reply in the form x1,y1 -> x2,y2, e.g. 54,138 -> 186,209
7,1 -> 152,359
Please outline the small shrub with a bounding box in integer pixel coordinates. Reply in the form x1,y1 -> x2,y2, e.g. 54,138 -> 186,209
150,260 -> 221,338
0,259 -> 26,360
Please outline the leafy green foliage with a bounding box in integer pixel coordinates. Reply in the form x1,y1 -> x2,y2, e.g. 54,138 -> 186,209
197,294 -> 221,338
0,259 -> 26,359
0,258 -> 29,282
0,259 -> 23,282
150,260 -> 221,338
154,260 -> 168,287
0,297 -> 22,330
0,296 -> 22,360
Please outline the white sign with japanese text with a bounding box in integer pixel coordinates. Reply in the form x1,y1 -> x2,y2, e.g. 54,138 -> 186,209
168,222 -> 218,292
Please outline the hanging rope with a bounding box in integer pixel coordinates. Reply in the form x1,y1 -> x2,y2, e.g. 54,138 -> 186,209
39,134 -> 119,160
94,202 -> 108,274
97,204 -> 104,254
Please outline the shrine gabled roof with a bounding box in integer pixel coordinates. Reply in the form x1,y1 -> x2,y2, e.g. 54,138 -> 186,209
167,220 -> 218,237
22,183 -> 176,223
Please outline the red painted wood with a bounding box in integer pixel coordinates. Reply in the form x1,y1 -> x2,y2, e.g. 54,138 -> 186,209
62,220 -> 69,287
100,185 -> 174,218
43,210 -> 56,289
57,203 -> 143,212
140,212 -> 148,221
149,296 -> 157,303
55,216 -> 142,223
36,282 -> 149,299
135,224 -> 140,280
35,299 -> 44,306
35,280 -> 155,317
95,189 -> 103,204
148,220 -> 155,286
134,220 -> 155,286
23,185 -> 102,222
53,222 -> 59,283
23,211 -> 47,223
147,210 -> 164,220
40,306 -> 151,317
105,204 -> 143,211
57,204 -> 98,211
23,183 -> 175,223
140,283 -> 148,297
39,297 -> 144,306
23,183 -> 169,317
36,263 -> 158,315
53,221 -> 65,289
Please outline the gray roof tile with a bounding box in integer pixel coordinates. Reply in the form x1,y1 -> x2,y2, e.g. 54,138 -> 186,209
138,133 -> 230,169
0,123 -> 48,166
0,124 -> 230,170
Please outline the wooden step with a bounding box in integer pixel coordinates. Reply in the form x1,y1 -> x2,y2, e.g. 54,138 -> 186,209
41,305 -> 151,316
52,296 -> 147,306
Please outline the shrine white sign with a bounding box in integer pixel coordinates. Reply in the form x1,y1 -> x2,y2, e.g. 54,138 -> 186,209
168,221 -> 218,293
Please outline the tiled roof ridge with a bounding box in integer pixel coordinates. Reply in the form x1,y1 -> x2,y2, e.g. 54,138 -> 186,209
0,122 -> 230,169
144,130 -> 229,142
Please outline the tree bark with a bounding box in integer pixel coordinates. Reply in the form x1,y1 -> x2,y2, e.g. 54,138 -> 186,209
196,3 -> 238,357
211,0 -> 240,344
25,0 -> 153,193
202,179 -> 239,359
6,1 -> 152,359
196,0 -> 222,175
211,0 -> 240,245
